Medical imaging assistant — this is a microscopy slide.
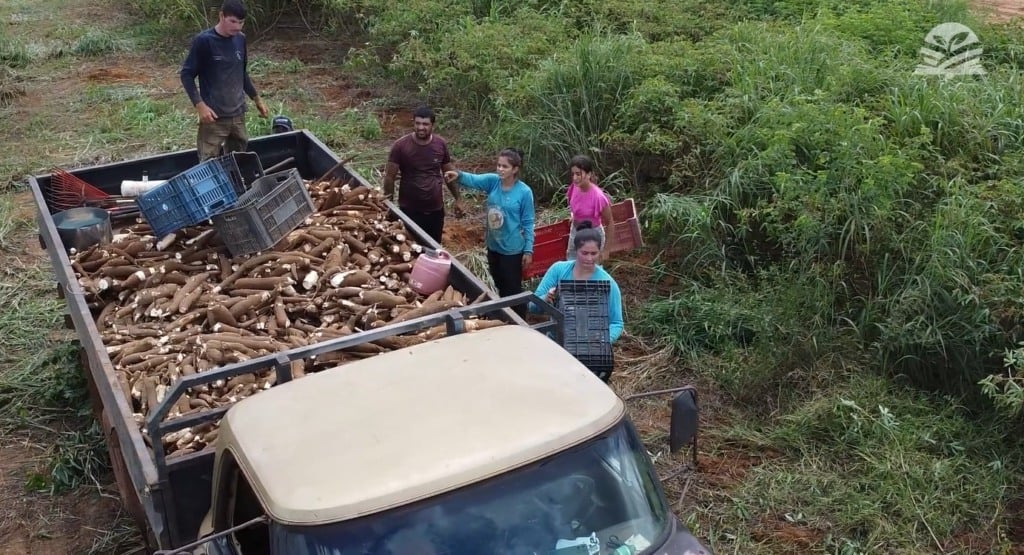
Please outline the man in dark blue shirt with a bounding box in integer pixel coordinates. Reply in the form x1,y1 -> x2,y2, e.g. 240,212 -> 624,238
180,0 -> 268,161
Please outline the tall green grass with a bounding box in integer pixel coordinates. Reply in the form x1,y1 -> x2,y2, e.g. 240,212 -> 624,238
496,34 -> 642,198
1,35 -> 31,68
720,372 -> 1019,552
869,186 -> 1024,395
0,197 -> 106,495
72,30 -> 133,56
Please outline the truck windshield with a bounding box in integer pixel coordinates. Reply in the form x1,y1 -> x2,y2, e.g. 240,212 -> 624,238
272,420 -> 670,554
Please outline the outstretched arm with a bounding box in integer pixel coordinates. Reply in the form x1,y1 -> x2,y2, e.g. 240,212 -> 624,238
444,170 -> 495,193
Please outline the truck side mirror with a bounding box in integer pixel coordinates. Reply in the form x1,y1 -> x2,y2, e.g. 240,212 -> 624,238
669,388 -> 699,467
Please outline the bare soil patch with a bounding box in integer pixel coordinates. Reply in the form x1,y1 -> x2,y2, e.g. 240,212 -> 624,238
442,218 -> 484,252
973,0 -> 1024,22
0,443 -> 125,555
83,67 -> 136,84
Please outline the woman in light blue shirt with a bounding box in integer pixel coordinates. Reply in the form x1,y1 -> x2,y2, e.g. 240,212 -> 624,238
530,221 -> 624,343
445,148 -> 535,315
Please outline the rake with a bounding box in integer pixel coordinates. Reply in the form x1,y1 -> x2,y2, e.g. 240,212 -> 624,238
49,168 -> 111,211
49,168 -> 141,220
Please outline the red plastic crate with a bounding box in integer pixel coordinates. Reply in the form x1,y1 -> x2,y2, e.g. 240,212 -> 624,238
610,198 -> 636,222
524,199 -> 643,279
534,219 -> 570,244
525,233 -> 570,279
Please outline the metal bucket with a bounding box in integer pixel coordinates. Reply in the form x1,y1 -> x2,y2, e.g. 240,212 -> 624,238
53,207 -> 112,253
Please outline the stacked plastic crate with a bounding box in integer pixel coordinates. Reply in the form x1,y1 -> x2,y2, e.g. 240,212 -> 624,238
136,153 -> 264,238
210,168 -> 315,257
135,153 -> 314,257
557,280 -> 614,381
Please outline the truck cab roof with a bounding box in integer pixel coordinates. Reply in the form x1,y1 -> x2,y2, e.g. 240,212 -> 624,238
217,324 -> 625,526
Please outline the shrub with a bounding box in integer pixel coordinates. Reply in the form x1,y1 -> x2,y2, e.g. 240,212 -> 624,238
389,11 -> 567,108
493,34 -> 642,198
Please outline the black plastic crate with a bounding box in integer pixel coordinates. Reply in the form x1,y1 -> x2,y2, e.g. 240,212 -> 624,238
557,279 -> 611,306
211,168 -> 314,257
223,151 -> 265,195
557,279 -> 611,342
557,279 -> 614,378
564,338 -> 614,371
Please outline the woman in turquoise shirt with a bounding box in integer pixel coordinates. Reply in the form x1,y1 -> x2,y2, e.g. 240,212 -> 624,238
444,148 -> 536,315
529,221 -> 624,344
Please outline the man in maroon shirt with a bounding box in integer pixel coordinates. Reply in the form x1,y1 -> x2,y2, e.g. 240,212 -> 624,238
382,106 -> 464,244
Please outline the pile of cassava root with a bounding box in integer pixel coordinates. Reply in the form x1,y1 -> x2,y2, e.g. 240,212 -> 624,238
69,176 -> 505,458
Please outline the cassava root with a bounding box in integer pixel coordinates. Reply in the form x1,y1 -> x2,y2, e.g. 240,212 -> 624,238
72,175 -> 506,456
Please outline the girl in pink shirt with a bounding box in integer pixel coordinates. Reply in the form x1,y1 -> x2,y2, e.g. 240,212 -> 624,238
566,154 -> 614,260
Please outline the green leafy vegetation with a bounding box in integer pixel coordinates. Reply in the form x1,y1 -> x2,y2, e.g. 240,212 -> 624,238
729,372 -> 1018,552
72,30 -> 133,56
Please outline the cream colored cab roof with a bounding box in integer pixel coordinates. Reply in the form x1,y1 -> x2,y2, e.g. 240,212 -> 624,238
218,324 -> 625,526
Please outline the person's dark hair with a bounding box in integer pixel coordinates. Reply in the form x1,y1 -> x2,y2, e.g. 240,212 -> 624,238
499,147 -> 524,168
413,105 -> 436,123
569,154 -> 594,173
573,220 -> 602,250
221,0 -> 247,19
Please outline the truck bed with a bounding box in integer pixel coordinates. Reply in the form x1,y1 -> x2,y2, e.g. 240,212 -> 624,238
28,131 -> 539,549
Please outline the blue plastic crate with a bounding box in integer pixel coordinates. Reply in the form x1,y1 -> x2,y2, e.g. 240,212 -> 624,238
134,181 -> 193,238
138,158 -> 240,236
174,160 -> 239,220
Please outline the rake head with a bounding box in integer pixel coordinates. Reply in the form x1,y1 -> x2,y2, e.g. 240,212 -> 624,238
49,168 -> 109,211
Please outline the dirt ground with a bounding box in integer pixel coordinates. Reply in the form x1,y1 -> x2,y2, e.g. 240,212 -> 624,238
973,0 -> 1024,21
1,0 -> 1020,554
